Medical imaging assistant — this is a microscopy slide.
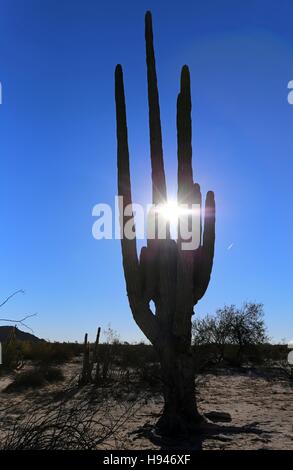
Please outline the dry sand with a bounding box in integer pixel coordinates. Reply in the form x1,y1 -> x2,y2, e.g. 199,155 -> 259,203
0,361 -> 292,450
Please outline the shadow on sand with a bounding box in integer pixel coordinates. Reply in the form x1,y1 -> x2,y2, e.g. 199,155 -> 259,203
130,412 -> 266,450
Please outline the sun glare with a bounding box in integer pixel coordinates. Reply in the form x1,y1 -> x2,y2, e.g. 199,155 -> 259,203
157,200 -> 180,225
155,200 -> 200,225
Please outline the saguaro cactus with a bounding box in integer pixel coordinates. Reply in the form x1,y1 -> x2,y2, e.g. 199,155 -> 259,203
115,11 -> 215,436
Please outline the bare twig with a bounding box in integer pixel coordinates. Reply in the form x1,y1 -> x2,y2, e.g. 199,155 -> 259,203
0,313 -> 37,332
0,290 -> 24,309
0,382 -> 150,450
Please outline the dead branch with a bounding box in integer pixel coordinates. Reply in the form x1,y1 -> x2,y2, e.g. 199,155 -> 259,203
0,313 -> 37,333
0,290 -> 24,309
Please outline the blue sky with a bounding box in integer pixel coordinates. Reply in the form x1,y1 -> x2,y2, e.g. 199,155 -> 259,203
0,0 -> 292,343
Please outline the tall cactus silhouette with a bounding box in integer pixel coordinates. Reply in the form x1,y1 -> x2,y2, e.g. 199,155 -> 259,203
115,11 -> 215,436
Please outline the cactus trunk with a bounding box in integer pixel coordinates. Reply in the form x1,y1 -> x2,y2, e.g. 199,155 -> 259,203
156,342 -> 203,436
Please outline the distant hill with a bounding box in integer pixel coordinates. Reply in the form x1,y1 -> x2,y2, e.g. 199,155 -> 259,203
0,326 -> 44,343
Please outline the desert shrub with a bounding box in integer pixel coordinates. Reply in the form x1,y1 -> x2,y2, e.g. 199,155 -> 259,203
263,344 -> 287,362
20,342 -> 80,365
119,343 -> 158,369
5,369 -> 44,392
1,340 -> 24,372
193,344 -> 220,371
192,303 -> 269,367
108,343 -> 160,386
86,339 -> 160,386
93,326 -> 120,381
244,343 -> 267,365
137,362 -> 161,387
1,341 -> 83,373
42,366 -> 64,383
4,366 -> 64,393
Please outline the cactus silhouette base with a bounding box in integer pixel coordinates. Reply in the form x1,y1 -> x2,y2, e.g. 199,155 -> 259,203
156,351 -> 204,436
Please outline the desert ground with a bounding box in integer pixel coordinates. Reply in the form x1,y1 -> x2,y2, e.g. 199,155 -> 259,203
0,358 -> 292,450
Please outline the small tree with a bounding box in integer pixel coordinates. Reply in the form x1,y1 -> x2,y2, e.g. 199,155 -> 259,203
192,312 -> 231,364
193,303 -> 268,365
229,303 -> 268,363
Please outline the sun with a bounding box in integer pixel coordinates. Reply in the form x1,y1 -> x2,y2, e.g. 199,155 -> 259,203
156,200 -> 180,225
155,200 -> 200,225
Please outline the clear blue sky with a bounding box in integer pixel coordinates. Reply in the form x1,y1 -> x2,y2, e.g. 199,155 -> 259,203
0,0 -> 292,343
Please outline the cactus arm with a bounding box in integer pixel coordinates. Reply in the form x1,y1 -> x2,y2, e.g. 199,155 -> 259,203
115,64 -> 140,301
193,190 -> 216,303
115,64 -> 159,344
193,182 -> 202,245
200,190 -> 216,295
177,65 -> 194,205
174,66 -> 194,340
145,11 -> 167,206
145,11 -> 169,298
203,191 -> 215,254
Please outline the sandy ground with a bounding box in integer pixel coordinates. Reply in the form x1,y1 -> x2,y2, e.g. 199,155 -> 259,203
0,361 -> 292,450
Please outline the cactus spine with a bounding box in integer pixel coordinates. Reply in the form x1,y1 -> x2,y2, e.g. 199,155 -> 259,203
115,11 -> 215,436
